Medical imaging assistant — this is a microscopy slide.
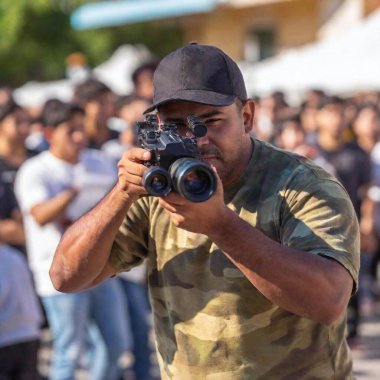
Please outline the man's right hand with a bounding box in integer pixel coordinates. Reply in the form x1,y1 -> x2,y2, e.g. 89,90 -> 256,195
117,147 -> 151,201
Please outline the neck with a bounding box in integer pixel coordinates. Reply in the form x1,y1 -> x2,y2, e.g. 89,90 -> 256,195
317,132 -> 344,152
224,138 -> 253,187
357,136 -> 376,153
49,147 -> 79,164
85,118 -> 109,146
0,138 -> 26,161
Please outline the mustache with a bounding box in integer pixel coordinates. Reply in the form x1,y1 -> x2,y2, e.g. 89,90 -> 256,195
198,147 -> 222,158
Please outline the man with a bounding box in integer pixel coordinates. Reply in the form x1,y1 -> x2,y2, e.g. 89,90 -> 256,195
0,96 -> 33,188
102,93 -> 155,380
275,115 -> 335,175
0,243 -> 42,380
316,97 -> 371,342
0,175 -> 25,249
74,78 -> 118,149
131,62 -> 157,102
51,44 -> 359,379
15,101 -> 130,380
101,94 -> 150,163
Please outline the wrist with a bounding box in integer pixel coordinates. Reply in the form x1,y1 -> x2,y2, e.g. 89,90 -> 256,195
207,206 -> 237,242
114,182 -> 138,205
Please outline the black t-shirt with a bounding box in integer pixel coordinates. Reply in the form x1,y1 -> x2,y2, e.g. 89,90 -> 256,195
319,142 -> 371,217
0,149 -> 37,188
0,169 -> 27,255
0,177 -> 18,219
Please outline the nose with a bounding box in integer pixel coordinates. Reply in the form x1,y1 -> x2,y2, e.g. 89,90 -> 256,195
197,134 -> 210,147
72,130 -> 86,145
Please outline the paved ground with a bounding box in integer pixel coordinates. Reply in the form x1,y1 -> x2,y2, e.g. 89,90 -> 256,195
352,303 -> 380,380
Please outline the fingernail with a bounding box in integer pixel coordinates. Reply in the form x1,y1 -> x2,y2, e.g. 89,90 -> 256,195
143,152 -> 150,160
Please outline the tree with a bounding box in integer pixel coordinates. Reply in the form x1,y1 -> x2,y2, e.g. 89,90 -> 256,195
0,0 -> 183,87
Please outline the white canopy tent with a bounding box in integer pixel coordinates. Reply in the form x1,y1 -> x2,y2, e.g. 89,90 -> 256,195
13,44 -> 153,108
240,8 -> 380,101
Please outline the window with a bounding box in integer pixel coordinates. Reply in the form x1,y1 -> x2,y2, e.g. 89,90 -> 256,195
245,28 -> 276,62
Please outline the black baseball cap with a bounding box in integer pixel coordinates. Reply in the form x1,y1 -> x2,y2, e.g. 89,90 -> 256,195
144,43 -> 247,114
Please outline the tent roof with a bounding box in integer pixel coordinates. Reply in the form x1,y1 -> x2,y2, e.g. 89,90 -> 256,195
240,8 -> 380,100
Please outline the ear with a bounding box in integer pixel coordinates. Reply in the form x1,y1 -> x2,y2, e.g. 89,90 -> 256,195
242,99 -> 255,134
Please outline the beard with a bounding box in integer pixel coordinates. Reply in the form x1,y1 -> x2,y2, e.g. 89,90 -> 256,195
199,147 -> 238,185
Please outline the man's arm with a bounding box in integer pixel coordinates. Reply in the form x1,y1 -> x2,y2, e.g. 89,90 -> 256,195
31,188 -> 77,226
208,210 -> 353,325
159,175 -> 356,325
50,148 -> 150,293
0,210 -> 25,245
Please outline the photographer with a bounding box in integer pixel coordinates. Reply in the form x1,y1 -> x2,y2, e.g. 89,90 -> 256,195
51,44 -> 359,379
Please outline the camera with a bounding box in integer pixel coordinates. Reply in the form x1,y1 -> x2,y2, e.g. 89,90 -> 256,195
136,114 -> 217,202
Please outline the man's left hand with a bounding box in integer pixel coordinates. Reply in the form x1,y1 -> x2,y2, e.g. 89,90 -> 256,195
158,169 -> 229,236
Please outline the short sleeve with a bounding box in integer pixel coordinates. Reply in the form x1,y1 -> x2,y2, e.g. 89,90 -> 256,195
14,163 -> 50,212
109,197 -> 150,274
280,177 -> 360,291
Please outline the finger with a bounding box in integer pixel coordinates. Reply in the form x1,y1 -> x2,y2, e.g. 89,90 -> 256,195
123,148 -> 151,163
120,161 -> 148,177
122,172 -> 144,187
158,198 -> 178,213
162,192 -> 187,205
127,183 -> 147,196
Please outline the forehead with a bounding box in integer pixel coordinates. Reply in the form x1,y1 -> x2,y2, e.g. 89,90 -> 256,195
54,113 -> 84,132
158,100 -> 234,120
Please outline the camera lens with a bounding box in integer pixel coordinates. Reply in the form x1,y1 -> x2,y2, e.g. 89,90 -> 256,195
142,167 -> 171,196
169,158 -> 217,202
183,170 -> 209,194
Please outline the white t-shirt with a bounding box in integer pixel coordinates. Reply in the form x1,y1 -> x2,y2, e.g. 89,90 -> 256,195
0,244 -> 42,347
15,149 -> 117,296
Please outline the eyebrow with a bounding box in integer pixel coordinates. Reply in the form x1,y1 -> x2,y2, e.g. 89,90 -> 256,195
164,110 -> 224,123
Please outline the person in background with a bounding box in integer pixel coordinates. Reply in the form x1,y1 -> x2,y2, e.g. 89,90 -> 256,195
131,62 -> 157,102
65,52 -> 91,84
352,104 -> 380,316
275,115 -> 335,175
0,243 -> 43,380
352,103 -> 380,155
316,97 -> 371,342
0,175 -> 25,254
0,96 -> 32,188
73,78 -> 117,149
101,95 -> 150,163
111,94 -> 155,380
15,100 -> 131,380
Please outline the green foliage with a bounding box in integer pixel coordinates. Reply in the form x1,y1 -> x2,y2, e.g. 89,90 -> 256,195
0,1 -> 184,87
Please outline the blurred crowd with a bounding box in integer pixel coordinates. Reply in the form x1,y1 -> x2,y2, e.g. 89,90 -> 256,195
1,58 -> 380,379
0,62 -> 157,380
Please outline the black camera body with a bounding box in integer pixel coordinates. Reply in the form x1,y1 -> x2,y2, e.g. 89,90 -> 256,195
136,115 -> 217,202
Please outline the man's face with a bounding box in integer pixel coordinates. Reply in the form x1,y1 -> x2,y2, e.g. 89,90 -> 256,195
317,104 -> 345,137
135,69 -> 154,100
49,112 -> 87,162
279,122 -> 305,151
86,91 -> 115,127
158,100 -> 254,185
353,108 -> 380,138
0,108 -> 30,144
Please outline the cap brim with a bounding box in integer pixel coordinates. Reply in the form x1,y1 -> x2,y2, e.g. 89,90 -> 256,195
143,90 -> 236,114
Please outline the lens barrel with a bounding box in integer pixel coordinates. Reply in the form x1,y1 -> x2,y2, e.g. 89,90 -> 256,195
169,158 -> 217,202
142,166 -> 171,197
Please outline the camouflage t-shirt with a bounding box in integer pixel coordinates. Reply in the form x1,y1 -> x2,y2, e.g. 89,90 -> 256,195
110,139 -> 359,380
